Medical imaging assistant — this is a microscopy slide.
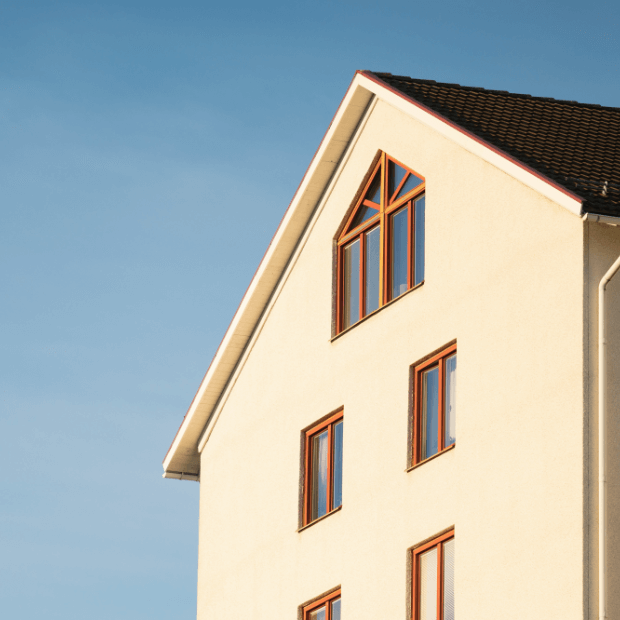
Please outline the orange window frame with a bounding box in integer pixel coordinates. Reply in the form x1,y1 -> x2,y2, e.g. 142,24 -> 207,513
411,530 -> 454,620
302,588 -> 341,620
303,409 -> 343,526
412,343 -> 457,466
336,152 -> 425,333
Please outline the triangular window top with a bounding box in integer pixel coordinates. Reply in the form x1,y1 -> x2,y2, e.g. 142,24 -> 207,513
366,173 -> 381,205
350,204 -> 379,229
336,152 -> 426,333
341,166 -> 382,236
388,159 -> 424,205
340,154 -> 425,241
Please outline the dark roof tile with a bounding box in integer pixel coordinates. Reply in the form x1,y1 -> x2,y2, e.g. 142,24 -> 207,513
368,72 -> 620,216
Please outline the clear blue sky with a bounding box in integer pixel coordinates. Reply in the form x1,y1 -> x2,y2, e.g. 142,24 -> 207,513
1,0 -> 618,618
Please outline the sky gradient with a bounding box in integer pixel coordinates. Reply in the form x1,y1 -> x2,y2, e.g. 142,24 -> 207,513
1,1 -> 619,618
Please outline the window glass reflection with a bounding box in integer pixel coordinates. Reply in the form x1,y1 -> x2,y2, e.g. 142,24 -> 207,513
395,173 -> 424,201
343,240 -> 360,328
443,539 -> 455,620
311,431 -> 328,520
421,367 -> 439,460
367,173 -> 381,204
331,598 -> 341,620
308,606 -> 326,620
332,421 -> 343,509
350,204 -> 378,229
365,226 -> 380,314
419,548 -> 438,620
391,208 -> 408,299
389,160 -> 407,198
414,196 -> 425,285
444,354 -> 457,447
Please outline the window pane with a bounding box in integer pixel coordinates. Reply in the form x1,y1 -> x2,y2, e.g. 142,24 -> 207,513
421,367 -> 439,460
309,605 -> 326,620
388,160 -> 407,198
332,421 -> 343,509
419,547 -> 438,620
365,226 -> 380,314
311,430 -> 329,520
350,204 -> 378,229
366,172 -> 381,204
414,196 -> 425,285
331,598 -> 341,620
343,239 -> 360,328
394,172 -> 424,201
444,354 -> 457,447
391,207 -> 409,299
443,539 -> 455,620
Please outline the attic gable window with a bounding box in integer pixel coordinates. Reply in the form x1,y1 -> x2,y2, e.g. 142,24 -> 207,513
336,152 -> 425,333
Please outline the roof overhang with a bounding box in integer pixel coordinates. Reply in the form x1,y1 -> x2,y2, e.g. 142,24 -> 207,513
163,71 -> 584,480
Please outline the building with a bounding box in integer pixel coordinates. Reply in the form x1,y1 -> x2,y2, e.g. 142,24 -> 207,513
163,72 -> 620,620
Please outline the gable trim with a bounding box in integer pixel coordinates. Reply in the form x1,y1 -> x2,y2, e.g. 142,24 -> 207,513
195,96 -> 380,457
163,82 -> 377,477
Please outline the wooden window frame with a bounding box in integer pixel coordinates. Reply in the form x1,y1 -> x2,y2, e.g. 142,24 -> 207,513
302,409 -> 344,526
336,152 -> 425,333
301,588 -> 341,620
411,343 -> 457,466
411,529 -> 454,620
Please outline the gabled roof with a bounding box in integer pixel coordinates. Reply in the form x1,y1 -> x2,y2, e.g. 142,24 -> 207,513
164,71 -> 617,480
370,73 -> 620,216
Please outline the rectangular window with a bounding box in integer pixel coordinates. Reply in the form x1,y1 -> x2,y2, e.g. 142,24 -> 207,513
303,410 -> 343,526
302,589 -> 341,620
412,343 -> 457,466
412,531 -> 454,620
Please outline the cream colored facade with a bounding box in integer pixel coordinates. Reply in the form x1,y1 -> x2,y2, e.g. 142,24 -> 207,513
164,75 -> 620,620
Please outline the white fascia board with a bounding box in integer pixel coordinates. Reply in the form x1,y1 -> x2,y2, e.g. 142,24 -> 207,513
162,78 -> 375,477
357,72 -> 584,216
162,471 -> 199,482
195,100 -> 380,457
583,213 -> 620,227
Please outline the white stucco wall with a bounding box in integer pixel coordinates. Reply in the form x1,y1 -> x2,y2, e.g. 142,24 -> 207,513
196,100 -> 586,620
586,220 -> 620,620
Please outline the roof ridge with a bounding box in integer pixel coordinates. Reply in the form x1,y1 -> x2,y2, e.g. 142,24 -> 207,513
368,72 -> 620,112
